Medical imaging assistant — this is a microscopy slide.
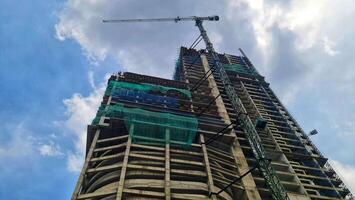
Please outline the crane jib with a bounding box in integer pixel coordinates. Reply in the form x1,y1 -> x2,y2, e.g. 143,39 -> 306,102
102,15 -> 219,23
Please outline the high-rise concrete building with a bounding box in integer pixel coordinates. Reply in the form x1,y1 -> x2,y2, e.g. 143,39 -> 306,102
71,47 -> 353,200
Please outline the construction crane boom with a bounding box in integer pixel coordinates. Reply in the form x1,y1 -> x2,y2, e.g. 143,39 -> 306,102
103,15 -> 219,23
103,15 -> 289,200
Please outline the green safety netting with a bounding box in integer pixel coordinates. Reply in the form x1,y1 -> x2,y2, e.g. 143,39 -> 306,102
92,103 -> 198,146
223,64 -> 256,75
104,80 -> 191,98
173,58 -> 182,81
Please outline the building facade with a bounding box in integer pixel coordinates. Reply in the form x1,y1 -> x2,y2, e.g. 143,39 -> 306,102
71,47 -> 353,200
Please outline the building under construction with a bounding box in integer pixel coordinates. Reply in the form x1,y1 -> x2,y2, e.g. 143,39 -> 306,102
71,46 -> 353,200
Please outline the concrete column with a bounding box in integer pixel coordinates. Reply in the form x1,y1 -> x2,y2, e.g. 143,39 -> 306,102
115,124 -> 133,199
165,129 -> 171,200
200,134 -> 217,200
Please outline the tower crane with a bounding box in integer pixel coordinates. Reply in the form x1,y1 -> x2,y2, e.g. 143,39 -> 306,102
103,15 -> 289,200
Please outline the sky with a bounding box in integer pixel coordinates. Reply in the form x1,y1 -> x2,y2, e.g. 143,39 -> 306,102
0,0 -> 354,199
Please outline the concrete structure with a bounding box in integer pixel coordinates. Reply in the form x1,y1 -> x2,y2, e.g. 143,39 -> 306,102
71,47 -> 353,200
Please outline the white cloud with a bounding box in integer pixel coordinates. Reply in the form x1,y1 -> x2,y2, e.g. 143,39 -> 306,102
64,86 -> 104,152
227,0 -> 283,69
0,123 -> 41,175
0,123 -> 66,164
38,141 -> 64,157
329,160 -> 355,194
323,37 -> 339,56
87,70 -> 96,89
67,153 -> 84,172
63,72 -> 105,172
0,123 -> 35,161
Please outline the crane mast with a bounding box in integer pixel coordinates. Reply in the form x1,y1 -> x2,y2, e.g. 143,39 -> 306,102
103,15 -> 289,200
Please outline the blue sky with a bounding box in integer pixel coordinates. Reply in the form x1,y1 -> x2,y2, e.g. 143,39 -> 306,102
0,0 -> 116,199
0,0 -> 92,199
1,0 -> 355,199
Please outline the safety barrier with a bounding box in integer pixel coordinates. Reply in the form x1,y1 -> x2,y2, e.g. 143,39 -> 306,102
92,103 -> 198,146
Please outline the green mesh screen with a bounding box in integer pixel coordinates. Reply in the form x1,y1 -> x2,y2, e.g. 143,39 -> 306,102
104,80 -> 191,98
92,105 -> 107,125
223,64 -> 256,75
173,58 -> 182,81
92,103 -> 198,146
